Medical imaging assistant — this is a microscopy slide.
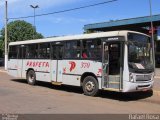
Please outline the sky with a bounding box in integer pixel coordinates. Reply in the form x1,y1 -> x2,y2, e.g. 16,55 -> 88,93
0,0 -> 160,37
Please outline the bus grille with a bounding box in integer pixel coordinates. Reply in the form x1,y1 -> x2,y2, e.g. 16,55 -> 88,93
136,75 -> 152,82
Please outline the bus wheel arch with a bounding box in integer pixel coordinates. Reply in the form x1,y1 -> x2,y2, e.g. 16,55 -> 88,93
26,68 -> 36,85
81,72 -> 99,96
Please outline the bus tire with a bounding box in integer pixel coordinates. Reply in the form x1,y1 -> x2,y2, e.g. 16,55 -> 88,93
27,70 -> 36,85
82,76 -> 99,96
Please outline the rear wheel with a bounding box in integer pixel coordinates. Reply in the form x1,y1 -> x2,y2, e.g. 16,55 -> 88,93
27,70 -> 36,85
82,76 -> 99,96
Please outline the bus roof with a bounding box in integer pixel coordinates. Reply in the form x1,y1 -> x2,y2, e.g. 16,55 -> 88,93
9,30 -> 149,46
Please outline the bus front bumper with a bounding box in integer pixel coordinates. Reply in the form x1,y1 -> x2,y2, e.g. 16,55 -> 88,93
123,80 -> 154,92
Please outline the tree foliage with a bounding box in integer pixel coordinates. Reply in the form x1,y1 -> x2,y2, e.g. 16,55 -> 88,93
0,20 -> 44,57
0,40 -> 3,57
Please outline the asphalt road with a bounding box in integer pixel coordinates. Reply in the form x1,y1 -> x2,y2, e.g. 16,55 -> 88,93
0,71 -> 160,114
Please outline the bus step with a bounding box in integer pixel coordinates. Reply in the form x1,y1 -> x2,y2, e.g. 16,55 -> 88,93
109,82 -> 120,84
108,82 -> 120,89
109,75 -> 120,83
52,82 -> 62,86
103,88 -> 119,92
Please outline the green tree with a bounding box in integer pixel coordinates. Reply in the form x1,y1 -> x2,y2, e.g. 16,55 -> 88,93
0,20 -> 43,57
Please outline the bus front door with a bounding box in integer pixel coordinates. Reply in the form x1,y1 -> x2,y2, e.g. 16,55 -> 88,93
51,44 -> 63,84
102,42 -> 123,91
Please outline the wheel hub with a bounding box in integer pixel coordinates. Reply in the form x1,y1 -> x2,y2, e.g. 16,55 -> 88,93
85,81 -> 95,92
29,74 -> 34,82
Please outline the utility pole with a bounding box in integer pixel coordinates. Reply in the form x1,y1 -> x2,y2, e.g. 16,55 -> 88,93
149,0 -> 155,72
4,0 -> 8,70
30,5 -> 39,39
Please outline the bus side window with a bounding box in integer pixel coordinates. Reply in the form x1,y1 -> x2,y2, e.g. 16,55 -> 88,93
18,46 -> 22,59
51,42 -> 63,60
64,41 -> 81,59
23,46 -> 26,59
82,39 -> 101,60
52,48 -> 57,59
18,45 -> 26,59
39,43 -> 50,59
58,46 -> 63,59
26,44 -> 38,59
9,46 -> 18,59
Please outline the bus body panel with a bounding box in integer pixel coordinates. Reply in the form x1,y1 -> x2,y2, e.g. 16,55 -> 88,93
22,60 -> 27,78
18,59 -> 102,87
62,75 -> 81,86
50,60 -> 58,82
57,60 -> 63,83
17,59 -> 23,78
62,60 -> 102,87
8,59 -> 18,78
24,59 -> 51,82
123,42 -> 130,86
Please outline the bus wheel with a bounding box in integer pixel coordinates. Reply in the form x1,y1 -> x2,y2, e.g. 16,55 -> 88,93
82,76 -> 99,96
27,70 -> 36,85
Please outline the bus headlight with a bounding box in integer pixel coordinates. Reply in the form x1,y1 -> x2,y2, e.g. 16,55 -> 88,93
129,73 -> 134,82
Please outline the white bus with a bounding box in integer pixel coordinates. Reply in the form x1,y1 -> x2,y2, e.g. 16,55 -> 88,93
8,30 -> 154,96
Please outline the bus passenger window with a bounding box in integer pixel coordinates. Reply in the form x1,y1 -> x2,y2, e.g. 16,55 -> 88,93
9,46 -> 18,59
51,44 -> 63,60
64,41 -> 81,59
58,46 -> 63,59
82,39 -> 101,60
26,44 -> 38,59
39,43 -> 50,59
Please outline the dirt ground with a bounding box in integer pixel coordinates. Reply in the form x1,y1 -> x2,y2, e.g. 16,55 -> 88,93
0,71 -> 160,114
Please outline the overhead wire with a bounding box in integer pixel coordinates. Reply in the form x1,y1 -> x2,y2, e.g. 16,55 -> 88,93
8,0 -> 118,20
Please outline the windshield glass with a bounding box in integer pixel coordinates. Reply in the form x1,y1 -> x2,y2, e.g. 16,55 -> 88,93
128,33 -> 153,73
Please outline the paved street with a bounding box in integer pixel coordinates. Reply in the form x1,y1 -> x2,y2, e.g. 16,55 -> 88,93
0,68 -> 160,114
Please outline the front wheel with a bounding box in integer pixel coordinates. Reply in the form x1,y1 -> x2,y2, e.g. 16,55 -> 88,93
82,76 -> 99,96
27,70 -> 36,85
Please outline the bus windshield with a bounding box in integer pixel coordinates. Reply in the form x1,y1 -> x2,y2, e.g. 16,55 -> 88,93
128,33 -> 154,73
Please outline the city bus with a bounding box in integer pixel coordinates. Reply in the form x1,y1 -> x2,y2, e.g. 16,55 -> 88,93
8,30 -> 154,96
